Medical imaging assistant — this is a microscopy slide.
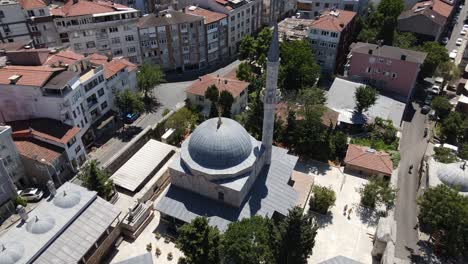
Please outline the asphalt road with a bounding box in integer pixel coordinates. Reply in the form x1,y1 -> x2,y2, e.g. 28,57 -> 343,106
446,4 -> 468,65
394,103 -> 430,261
89,60 -> 240,165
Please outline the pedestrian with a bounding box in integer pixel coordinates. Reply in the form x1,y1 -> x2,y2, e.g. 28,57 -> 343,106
348,208 -> 353,219
343,204 -> 348,215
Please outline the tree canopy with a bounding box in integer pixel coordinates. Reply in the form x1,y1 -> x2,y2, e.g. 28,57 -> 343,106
137,62 -> 164,99
309,185 -> 336,214
81,160 -> 113,200
219,90 -> 234,118
236,62 -> 254,82
115,89 -> 144,115
205,85 -> 220,118
359,176 -> 397,209
354,85 -> 378,113
431,96 -> 452,120
418,42 -> 450,79
165,107 -> 199,144
435,61 -> 461,86
176,217 -> 221,264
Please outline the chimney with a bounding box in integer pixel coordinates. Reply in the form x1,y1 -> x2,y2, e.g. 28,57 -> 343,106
224,79 -> 228,84
368,49 -> 373,55
16,205 -> 28,222
106,52 -> 113,62
401,54 -> 406,61
46,180 -> 56,197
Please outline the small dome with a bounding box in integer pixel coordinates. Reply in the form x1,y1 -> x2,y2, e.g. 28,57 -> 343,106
26,215 -> 55,234
437,162 -> 468,192
53,190 -> 81,209
187,118 -> 253,169
0,242 -> 24,264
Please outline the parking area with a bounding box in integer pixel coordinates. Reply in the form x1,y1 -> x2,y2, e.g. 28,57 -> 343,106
296,161 -> 377,264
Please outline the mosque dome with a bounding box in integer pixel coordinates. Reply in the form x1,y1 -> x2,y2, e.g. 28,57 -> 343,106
53,190 -> 81,209
437,162 -> 468,192
26,215 -> 55,234
187,117 -> 253,170
0,242 -> 24,264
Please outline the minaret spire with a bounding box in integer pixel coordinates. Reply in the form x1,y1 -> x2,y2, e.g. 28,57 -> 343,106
261,23 -> 281,165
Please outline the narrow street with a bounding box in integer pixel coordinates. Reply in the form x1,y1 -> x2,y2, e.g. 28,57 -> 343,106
394,103 -> 430,261
88,60 -> 240,165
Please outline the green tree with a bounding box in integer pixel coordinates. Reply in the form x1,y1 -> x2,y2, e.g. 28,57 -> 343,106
433,146 -> 458,163
459,143 -> 468,160
276,207 -> 318,264
236,62 -> 254,82
418,185 -> 468,257
354,85 -> 378,113
435,61 -> 461,87
359,177 -> 397,209
419,42 -> 450,79
279,40 -> 321,90
222,216 -> 276,264
255,27 -> 273,60
309,186 -> 336,214
441,112 -> 463,144
242,91 -> 264,139
81,160 -> 113,200
165,107 -> 199,143
393,31 -> 417,49
176,217 -> 221,264
205,85 -> 220,118
137,62 -> 165,99
357,28 -> 378,43
331,131 -> 348,159
115,89 -> 144,116
377,0 -> 404,19
298,87 -> 326,106
431,96 -> 452,120
14,196 -> 27,207
239,35 -> 256,62
218,90 -> 234,118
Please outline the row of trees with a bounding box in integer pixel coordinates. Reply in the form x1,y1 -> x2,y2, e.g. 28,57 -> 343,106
418,185 -> 468,258
176,207 -> 318,264
204,85 -> 235,118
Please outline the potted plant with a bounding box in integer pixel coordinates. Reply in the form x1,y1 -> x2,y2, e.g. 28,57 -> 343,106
155,247 -> 161,256
168,252 -> 173,261
155,232 -> 162,240
146,243 -> 152,251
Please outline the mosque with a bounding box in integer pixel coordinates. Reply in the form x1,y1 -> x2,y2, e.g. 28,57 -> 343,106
156,25 -> 301,231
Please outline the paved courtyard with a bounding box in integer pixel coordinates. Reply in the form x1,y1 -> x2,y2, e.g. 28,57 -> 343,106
297,161 -> 377,264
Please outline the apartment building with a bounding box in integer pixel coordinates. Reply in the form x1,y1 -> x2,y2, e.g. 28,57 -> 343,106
0,0 -> 32,43
262,0 -> 296,25
296,0 -> 367,18
51,0 -> 142,63
278,9 -> 355,73
19,0 -> 61,48
185,6 -> 229,67
344,42 -> 427,102
190,0 -> 262,56
138,10 -> 206,71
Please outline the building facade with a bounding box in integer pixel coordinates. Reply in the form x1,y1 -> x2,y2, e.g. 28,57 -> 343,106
345,42 -> 427,102
296,0 -> 366,18
138,10 -> 206,71
52,0 -> 141,63
0,126 -> 27,189
20,0 -> 61,48
262,0 -> 296,25
0,0 -> 32,44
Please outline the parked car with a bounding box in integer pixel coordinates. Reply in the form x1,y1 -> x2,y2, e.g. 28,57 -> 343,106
430,86 -> 441,94
461,29 -> 467,35
441,37 -> 449,45
449,49 -> 458,60
123,112 -> 140,124
463,24 -> 468,30
17,188 -> 43,202
456,38 -> 464,46
421,105 -> 431,114
424,94 -> 433,106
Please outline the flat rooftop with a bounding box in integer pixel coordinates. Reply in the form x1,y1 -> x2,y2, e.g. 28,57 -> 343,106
110,140 -> 175,192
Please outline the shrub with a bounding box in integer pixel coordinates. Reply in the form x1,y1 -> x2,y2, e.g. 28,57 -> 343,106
162,108 -> 170,116
389,151 -> 401,169
434,147 -> 458,164
359,177 -> 397,209
309,186 -> 336,214
14,196 -> 27,207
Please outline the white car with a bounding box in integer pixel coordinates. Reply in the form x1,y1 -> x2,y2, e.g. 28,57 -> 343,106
463,24 -> 468,30
456,38 -> 463,46
449,49 -> 458,60
461,29 -> 467,36
17,188 -> 43,202
430,85 -> 441,94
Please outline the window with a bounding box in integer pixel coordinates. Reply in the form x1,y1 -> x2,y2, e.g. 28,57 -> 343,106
325,3 -> 329,7
231,16 -> 235,21
100,101 -> 108,110
114,49 -> 123,56
75,145 -> 81,154
31,25 -> 38,32
109,27 -> 118,33
330,32 -> 338,38
27,10 -> 34,17
39,9 -> 45,16
98,75 -> 104,83
128,46 -> 136,53
218,192 -> 224,201
2,25 -> 10,33
379,58 -> 384,63
321,31 -> 329,36
231,26 -> 235,32
111,37 -> 120,44
73,110 -> 77,118
97,88 -> 105,97
125,35 -> 134,41
74,43 -> 82,50
67,137 -> 76,147
207,24 -> 217,30
315,2 -> 320,6
366,67 -> 371,73
0,11 -> 4,18
197,95 -> 204,101
392,73 -> 397,78
81,120 -> 84,127
86,41 -> 95,48
124,25 -> 132,31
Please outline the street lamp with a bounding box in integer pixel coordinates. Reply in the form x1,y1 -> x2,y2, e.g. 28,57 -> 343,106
40,158 -> 62,187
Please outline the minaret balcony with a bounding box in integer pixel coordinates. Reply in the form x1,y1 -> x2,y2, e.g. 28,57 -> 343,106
260,88 -> 281,104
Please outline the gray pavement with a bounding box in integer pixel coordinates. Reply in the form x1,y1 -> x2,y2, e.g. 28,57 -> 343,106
394,103 -> 430,261
89,60 -> 240,165
445,5 -> 467,65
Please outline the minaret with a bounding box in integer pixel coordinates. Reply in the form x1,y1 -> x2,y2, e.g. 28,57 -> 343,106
261,24 -> 281,165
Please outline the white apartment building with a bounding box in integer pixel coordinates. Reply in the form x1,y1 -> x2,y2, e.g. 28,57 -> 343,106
52,0 -> 142,63
190,0 -> 262,56
20,0 -> 61,47
0,126 -> 27,189
296,0 -> 367,18
0,0 -> 32,43
138,10 -> 207,71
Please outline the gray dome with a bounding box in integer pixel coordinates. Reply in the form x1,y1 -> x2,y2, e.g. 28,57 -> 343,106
26,215 -> 55,234
0,242 -> 24,264
437,162 -> 468,192
53,190 -> 81,209
187,118 -> 253,169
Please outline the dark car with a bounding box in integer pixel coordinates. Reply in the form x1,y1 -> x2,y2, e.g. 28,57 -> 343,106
424,95 -> 433,106
421,105 -> 431,114
123,112 -> 140,124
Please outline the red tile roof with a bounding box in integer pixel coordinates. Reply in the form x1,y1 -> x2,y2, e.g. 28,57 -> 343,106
52,0 -> 131,17
8,118 -> 80,145
344,144 -> 393,176
415,0 -> 453,18
185,6 -> 227,24
18,0 -> 47,10
186,74 -> 249,98
88,53 -> 137,79
14,138 -> 63,163
45,49 -> 85,66
310,9 -> 356,32
0,65 -> 62,86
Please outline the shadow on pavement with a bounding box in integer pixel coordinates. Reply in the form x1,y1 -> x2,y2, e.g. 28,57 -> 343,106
144,96 -> 161,114
355,205 -> 383,228
294,159 -> 331,176
116,126 -> 143,142
309,211 -> 334,228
